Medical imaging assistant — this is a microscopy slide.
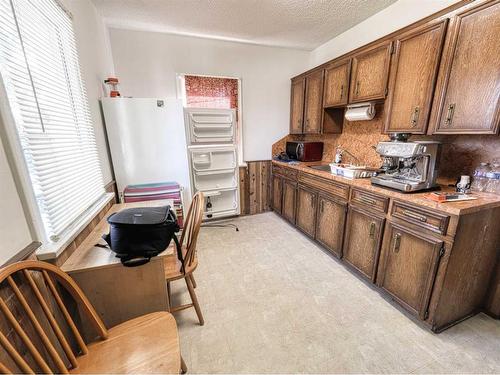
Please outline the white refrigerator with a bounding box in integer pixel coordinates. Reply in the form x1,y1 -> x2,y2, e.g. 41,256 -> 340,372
101,98 -> 192,205
184,108 -> 240,219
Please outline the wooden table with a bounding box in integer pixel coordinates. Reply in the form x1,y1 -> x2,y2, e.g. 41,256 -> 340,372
61,200 -> 174,331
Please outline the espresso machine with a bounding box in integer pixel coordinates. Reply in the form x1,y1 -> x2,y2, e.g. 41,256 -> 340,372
371,133 -> 441,192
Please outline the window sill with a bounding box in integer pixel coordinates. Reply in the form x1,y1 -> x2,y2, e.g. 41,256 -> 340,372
36,193 -> 115,261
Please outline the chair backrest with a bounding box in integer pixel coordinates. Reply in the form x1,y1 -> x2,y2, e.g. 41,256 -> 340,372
0,260 -> 108,374
180,192 -> 205,269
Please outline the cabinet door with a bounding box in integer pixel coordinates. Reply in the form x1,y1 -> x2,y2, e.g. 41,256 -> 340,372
290,78 -> 305,134
323,60 -> 351,108
271,175 -> 282,214
282,179 -> 297,224
296,186 -> 318,238
350,42 -> 392,103
431,1 -> 500,134
377,223 -> 444,319
303,70 -> 324,134
384,20 -> 448,134
343,207 -> 385,281
316,195 -> 347,257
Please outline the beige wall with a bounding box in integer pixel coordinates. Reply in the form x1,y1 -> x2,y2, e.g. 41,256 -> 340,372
309,0 -> 461,67
107,28 -> 309,162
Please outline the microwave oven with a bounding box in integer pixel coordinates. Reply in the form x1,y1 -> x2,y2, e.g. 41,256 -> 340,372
286,141 -> 324,162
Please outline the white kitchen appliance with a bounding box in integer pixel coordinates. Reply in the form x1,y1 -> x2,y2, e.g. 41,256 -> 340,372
185,108 -> 240,219
101,98 -> 192,204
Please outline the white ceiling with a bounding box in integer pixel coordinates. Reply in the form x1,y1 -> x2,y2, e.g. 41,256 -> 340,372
92,0 -> 398,50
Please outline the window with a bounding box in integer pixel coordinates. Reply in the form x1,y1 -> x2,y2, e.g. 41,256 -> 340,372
184,75 -> 239,110
0,0 -> 105,243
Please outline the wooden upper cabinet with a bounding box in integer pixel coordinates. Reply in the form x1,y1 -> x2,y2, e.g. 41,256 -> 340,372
349,41 -> 392,103
271,175 -> 282,214
323,60 -> 351,108
316,194 -> 347,258
377,223 -> 444,319
303,70 -> 324,134
343,206 -> 385,282
282,179 -> 297,224
290,77 -> 305,134
384,20 -> 448,134
296,186 -> 317,238
430,1 -> 500,134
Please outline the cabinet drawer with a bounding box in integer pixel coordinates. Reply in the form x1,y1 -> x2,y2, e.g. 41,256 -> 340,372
391,201 -> 449,235
272,165 -> 298,180
350,188 -> 389,213
298,172 -> 349,201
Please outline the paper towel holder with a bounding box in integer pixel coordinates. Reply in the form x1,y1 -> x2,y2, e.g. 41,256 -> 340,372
345,102 -> 376,121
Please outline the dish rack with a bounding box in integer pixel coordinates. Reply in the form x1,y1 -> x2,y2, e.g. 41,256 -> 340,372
329,164 -> 380,179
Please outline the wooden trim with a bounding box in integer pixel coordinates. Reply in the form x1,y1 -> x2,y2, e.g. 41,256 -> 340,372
0,241 -> 41,267
291,0 -> 472,80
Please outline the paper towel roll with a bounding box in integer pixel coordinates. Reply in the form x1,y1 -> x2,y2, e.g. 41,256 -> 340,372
345,103 -> 376,121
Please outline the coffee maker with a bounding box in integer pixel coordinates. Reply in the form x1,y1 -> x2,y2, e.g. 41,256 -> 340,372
371,133 -> 441,192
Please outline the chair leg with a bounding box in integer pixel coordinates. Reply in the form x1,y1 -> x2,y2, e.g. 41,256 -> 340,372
180,355 -> 187,374
189,274 -> 197,288
185,276 -> 204,326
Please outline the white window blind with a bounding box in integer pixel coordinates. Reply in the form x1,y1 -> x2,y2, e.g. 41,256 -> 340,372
0,0 -> 105,242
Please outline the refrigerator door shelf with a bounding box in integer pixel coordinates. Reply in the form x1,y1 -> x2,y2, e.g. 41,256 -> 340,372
191,149 -> 237,171
193,170 -> 237,191
186,109 -> 236,144
202,188 -> 239,218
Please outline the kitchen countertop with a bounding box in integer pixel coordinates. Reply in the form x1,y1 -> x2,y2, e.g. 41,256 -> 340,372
272,160 -> 500,216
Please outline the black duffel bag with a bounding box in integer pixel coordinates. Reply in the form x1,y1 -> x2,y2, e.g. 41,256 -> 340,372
101,205 -> 181,267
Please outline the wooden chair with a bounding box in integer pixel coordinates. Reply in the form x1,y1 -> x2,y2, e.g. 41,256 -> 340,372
165,192 -> 205,325
0,260 -> 187,374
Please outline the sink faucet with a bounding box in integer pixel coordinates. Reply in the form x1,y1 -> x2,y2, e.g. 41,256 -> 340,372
335,146 -> 361,165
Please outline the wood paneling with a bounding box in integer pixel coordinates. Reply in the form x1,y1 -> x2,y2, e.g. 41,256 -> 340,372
430,0 -> 500,134
349,41 -> 392,103
343,206 -> 385,281
303,70 -> 324,134
290,78 -> 305,134
384,20 -> 448,134
239,161 -> 271,216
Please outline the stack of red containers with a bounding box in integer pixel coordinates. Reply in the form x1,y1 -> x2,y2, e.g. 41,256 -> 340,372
123,182 -> 184,227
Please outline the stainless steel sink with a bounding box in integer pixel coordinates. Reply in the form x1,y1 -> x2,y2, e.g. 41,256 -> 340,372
308,165 -> 331,172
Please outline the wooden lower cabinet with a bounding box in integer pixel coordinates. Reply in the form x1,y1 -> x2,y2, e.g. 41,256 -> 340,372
282,179 -> 297,224
271,175 -> 282,214
296,185 -> 318,237
376,222 -> 444,319
315,194 -> 347,257
342,206 -> 385,281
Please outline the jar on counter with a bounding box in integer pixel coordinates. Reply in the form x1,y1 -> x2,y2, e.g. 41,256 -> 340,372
471,162 -> 491,192
485,163 -> 500,194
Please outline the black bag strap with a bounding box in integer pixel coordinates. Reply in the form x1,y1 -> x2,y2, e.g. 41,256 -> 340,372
172,233 -> 185,273
121,256 -> 151,267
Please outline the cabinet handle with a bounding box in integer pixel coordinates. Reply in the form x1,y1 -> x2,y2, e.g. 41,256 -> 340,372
402,209 -> 427,222
444,103 -> 455,127
320,200 -> 324,213
392,233 -> 401,253
359,196 -> 376,205
369,222 -> 376,238
410,106 -> 420,127
340,84 -> 344,99
355,81 -> 360,96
